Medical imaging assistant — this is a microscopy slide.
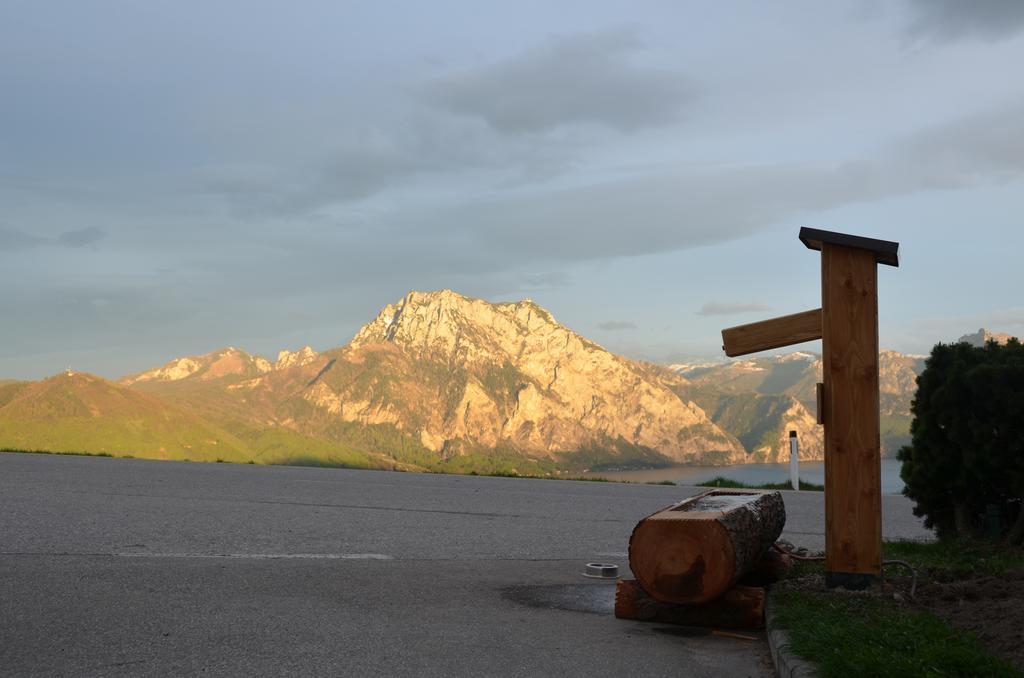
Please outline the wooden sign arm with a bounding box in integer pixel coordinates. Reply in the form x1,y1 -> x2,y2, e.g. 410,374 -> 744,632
721,308 -> 822,358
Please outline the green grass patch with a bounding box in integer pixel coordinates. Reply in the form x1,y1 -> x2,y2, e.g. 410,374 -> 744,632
774,540 -> 1024,676
1,447 -> 113,458
883,539 -> 1024,580
783,540 -> 1024,585
772,591 -> 1018,678
698,475 -> 824,491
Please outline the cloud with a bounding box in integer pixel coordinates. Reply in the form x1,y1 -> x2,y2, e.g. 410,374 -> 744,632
194,98 -> 1024,313
421,29 -> 697,134
415,99 -> 1024,265
0,227 -> 104,251
195,113 -> 580,216
696,302 -> 773,317
904,0 -> 1024,42
195,42 -> 1024,226
895,101 -> 1024,185
518,271 -> 570,289
0,228 -> 48,251
598,320 -> 637,331
58,227 -> 105,247
196,29 -> 700,216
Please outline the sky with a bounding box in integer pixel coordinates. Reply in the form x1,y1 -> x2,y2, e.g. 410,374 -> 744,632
2,0 -> 1024,379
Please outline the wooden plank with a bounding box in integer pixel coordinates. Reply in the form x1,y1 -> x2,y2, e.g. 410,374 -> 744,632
821,244 -> 882,584
800,227 -> 900,267
721,309 -> 822,357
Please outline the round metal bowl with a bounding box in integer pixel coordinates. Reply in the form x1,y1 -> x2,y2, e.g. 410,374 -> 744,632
583,562 -> 619,579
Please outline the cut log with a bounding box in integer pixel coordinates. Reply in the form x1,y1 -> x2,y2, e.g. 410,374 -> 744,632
615,579 -> 765,629
628,489 -> 785,604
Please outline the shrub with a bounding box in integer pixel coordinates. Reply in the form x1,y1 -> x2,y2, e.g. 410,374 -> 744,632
898,339 -> 1024,543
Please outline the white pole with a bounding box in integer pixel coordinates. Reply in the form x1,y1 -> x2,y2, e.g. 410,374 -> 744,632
789,430 -> 799,491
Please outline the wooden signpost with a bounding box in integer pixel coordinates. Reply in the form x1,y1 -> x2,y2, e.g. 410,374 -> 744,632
721,227 -> 900,589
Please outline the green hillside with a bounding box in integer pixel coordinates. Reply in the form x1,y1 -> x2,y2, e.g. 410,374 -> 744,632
0,372 -> 252,461
0,380 -> 29,408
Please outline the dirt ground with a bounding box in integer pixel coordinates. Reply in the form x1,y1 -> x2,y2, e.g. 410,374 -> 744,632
775,566 -> 1024,671
916,570 -> 1024,670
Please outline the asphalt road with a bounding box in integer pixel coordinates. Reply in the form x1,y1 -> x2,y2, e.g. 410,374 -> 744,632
0,453 -> 931,677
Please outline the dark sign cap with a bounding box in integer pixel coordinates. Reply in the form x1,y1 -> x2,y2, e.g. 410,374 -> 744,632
799,227 -> 899,267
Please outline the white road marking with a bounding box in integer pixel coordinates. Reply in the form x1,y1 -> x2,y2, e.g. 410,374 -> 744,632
108,552 -> 394,560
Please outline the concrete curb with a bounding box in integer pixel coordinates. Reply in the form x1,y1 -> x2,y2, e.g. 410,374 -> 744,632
765,594 -> 820,678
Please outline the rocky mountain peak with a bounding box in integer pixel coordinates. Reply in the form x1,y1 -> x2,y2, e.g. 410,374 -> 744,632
958,328 -> 1015,347
276,346 -> 318,370
338,290 -> 743,463
349,290 -> 567,364
121,347 -> 271,385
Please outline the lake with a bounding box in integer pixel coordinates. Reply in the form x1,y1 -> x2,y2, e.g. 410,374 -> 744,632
588,457 -> 906,494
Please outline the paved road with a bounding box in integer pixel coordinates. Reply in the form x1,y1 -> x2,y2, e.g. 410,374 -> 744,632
0,453 -> 931,677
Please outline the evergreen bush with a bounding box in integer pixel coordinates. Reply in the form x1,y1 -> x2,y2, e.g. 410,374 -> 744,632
898,339 -> 1024,543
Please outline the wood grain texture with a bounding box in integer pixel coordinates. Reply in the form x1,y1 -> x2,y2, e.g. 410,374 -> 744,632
721,308 -> 822,357
821,244 -> 882,578
628,490 -> 785,604
615,579 -> 765,629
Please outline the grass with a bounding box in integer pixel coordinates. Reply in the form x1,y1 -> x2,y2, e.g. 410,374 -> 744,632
698,475 -> 824,491
2,447 -> 115,458
468,469 -> 615,483
773,539 -> 1024,677
883,539 -> 1024,580
772,591 -> 1018,678
0,447 -> 628,484
784,538 -> 1024,584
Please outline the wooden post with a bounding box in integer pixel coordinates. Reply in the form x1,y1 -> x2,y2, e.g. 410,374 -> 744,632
720,228 -> 898,590
821,244 -> 882,588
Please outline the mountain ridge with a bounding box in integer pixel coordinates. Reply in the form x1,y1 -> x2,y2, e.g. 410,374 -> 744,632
0,289 -> 965,472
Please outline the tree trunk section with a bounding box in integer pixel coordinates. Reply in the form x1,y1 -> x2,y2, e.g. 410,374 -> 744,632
628,490 -> 785,604
615,579 -> 765,629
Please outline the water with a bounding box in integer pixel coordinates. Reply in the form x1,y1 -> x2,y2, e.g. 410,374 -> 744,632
588,458 -> 905,494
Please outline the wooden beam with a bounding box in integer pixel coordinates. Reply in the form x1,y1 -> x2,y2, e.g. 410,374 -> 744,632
822,244 -> 882,586
721,309 -> 822,358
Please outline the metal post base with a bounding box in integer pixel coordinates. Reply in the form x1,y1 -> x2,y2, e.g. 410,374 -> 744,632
825,571 -> 878,590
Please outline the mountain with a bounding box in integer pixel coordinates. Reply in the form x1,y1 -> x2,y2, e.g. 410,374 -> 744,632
128,290 -> 745,471
339,291 -> 744,465
958,328 -> 1017,347
121,346 -> 273,385
0,380 -> 29,408
120,345 -> 410,470
0,371 -> 250,460
2,289 -> 935,472
673,350 -> 925,459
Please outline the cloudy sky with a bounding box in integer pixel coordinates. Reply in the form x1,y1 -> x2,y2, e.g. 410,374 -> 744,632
2,0 -> 1024,379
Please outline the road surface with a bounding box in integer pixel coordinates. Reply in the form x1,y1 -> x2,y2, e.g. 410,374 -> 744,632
0,453 -> 931,676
